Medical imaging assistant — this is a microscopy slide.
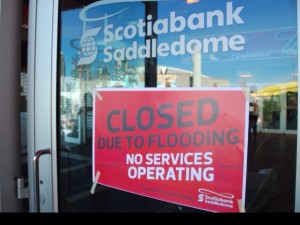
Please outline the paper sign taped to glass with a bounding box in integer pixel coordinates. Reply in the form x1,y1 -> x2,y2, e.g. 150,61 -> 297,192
92,88 -> 249,212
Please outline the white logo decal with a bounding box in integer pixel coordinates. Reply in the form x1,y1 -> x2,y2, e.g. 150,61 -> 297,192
77,28 -> 101,65
78,0 -> 246,64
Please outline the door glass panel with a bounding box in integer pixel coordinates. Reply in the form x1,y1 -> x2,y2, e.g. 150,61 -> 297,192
58,0 -> 298,212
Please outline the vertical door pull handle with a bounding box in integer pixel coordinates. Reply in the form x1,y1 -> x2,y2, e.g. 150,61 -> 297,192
33,149 -> 51,212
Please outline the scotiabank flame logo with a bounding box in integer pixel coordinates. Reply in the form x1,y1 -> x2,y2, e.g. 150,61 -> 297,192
77,28 -> 101,65
198,194 -> 205,202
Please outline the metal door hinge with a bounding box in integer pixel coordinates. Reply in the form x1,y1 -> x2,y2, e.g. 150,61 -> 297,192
17,177 -> 29,199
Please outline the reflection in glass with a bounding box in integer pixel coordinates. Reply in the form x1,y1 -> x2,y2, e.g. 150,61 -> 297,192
287,91 -> 298,130
262,96 -> 281,130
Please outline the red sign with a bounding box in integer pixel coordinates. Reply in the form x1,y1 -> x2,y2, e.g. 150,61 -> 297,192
93,88 -> 248,212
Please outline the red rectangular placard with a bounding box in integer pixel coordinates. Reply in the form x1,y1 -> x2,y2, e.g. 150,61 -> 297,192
93,88 -> 248,212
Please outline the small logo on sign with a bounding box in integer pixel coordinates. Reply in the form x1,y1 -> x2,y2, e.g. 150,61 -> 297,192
197,189 -> 235,209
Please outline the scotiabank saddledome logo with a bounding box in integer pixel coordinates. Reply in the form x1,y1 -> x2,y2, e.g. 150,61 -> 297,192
77,0 -> 245,65
198,189 -> 234,209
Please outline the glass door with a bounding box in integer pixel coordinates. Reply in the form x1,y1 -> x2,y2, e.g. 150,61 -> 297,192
27,0 -> 300,212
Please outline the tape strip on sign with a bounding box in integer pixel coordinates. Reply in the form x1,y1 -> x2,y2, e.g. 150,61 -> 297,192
238,199 -> 245,212
88,83 -> 103,101
96,92 -> 103,101
90,171 -> 101,194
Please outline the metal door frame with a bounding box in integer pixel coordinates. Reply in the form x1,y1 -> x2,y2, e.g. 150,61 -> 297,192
27,0 -> 59,212
295,0 -> 300,213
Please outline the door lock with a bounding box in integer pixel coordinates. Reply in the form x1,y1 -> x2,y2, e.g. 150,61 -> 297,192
17,177 -> 29,199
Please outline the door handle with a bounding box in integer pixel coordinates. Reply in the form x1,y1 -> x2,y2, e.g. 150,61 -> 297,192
33,149 -> 51,212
